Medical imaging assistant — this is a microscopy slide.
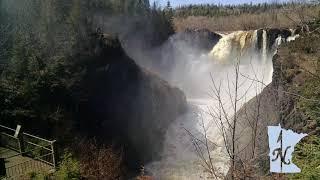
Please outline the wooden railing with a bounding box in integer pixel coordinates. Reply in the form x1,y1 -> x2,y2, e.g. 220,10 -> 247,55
0,124 -> 56,178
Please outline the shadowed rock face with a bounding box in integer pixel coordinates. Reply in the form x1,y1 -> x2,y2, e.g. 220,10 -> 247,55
169,28 -> 222,53
266,28 -> 292,50
231,33 -> 319,178
76,34 -> 187,168
256,28 -> 292,53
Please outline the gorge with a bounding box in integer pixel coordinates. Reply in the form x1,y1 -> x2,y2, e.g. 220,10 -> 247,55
142,28 -> 300,179
1,1 -> 318,179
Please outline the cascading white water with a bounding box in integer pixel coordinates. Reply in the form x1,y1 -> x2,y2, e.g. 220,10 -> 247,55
147,29 -> 297,180
209,31 -> 258,63
262,30 -> 267,64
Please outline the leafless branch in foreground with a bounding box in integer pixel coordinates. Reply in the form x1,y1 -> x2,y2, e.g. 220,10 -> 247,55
184,112 -> 222,179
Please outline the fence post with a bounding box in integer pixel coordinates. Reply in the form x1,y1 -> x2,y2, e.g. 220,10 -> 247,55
51,140 -> 56,169
0,132 -> 2,147
17,128 -> 25,156
0,158 -> 6,177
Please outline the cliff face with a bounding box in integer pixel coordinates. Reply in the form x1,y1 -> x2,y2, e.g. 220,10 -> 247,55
74,34 -> 187,167
169,28 -> 222,53
256,28 -> 292,53
233,33 -> 320,177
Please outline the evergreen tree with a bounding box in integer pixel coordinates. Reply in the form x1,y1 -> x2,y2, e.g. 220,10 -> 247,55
165,1 -> 174,27
0,0 -> 175,129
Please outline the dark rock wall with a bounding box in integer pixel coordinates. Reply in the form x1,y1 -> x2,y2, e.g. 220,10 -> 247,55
168,28 -> 222,53
233,33 -> 319,177
256,28 -> 292,53
75,34 -> 187,167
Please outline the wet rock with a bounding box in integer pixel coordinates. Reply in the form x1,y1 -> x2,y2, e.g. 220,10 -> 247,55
256,28 -> 293,53
266,28 -> 291,51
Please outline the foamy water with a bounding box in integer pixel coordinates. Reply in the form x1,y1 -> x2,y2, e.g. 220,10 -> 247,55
147,98 -> 229,179
147,29 -> 297,179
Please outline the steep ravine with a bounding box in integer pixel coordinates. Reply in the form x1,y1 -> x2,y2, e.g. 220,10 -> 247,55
143,28 -> 298,179
233,32 -> 320,178
44,33 -> 189,171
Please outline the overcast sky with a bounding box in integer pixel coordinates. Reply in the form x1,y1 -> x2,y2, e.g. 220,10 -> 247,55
151,0 -> 291,7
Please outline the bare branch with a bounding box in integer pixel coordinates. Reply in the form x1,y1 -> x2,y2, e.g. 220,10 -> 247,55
240,73 -> 320,102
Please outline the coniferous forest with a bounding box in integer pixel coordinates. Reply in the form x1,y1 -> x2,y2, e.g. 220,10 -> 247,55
0,1 -> 176,178
1,1 -> 320,179
0,0 -> 174,136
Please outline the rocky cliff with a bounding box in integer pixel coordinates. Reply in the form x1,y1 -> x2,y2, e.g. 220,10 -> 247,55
74,33 -> 187,167
169,28 -> 222,53
233,31 -> 320,178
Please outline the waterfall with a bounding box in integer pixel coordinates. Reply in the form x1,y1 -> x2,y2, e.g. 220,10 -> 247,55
262,30 -> 267,64
287,34 -> 300,42
208,30 -> 258,63
147,29 -> 298,180
290,28 -> 295,35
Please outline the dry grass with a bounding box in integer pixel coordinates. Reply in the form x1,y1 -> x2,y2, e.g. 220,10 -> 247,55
75,139 -> 125,180
136,175 -> 155,180
174,5 -> 320,32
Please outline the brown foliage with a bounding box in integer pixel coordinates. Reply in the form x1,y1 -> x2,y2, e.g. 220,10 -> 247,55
136,175 -> 155,180
174,5 -> 320,32
75,139 -> 125,180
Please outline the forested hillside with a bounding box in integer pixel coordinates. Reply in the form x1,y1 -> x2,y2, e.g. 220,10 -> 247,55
0,1 -> 185,179
172,2 -> 320,31
0,0 -> 174,133
175,2 -> 291,17
1,1 -> 320,179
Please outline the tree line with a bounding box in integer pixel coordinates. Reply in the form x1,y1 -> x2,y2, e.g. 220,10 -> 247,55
173,1 -> 318,18
0,0 -> 174,137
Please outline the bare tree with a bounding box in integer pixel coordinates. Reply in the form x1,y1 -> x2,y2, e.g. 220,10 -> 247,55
207,58 -> 251,179
281,0 -> 319,34
185,113 -> 221,179
206,58 -> 270,179
74,139 -> 125,180
242,62 -> 265,159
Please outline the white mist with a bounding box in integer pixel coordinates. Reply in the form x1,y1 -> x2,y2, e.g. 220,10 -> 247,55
147,30 -> 296,179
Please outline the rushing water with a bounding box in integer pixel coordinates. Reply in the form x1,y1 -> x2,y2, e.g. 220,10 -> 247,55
147,29 -> 297,179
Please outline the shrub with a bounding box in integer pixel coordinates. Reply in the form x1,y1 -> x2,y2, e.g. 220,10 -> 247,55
288,136 -> 320,179
76,139 -> 125,179
55,152 -> 81,180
